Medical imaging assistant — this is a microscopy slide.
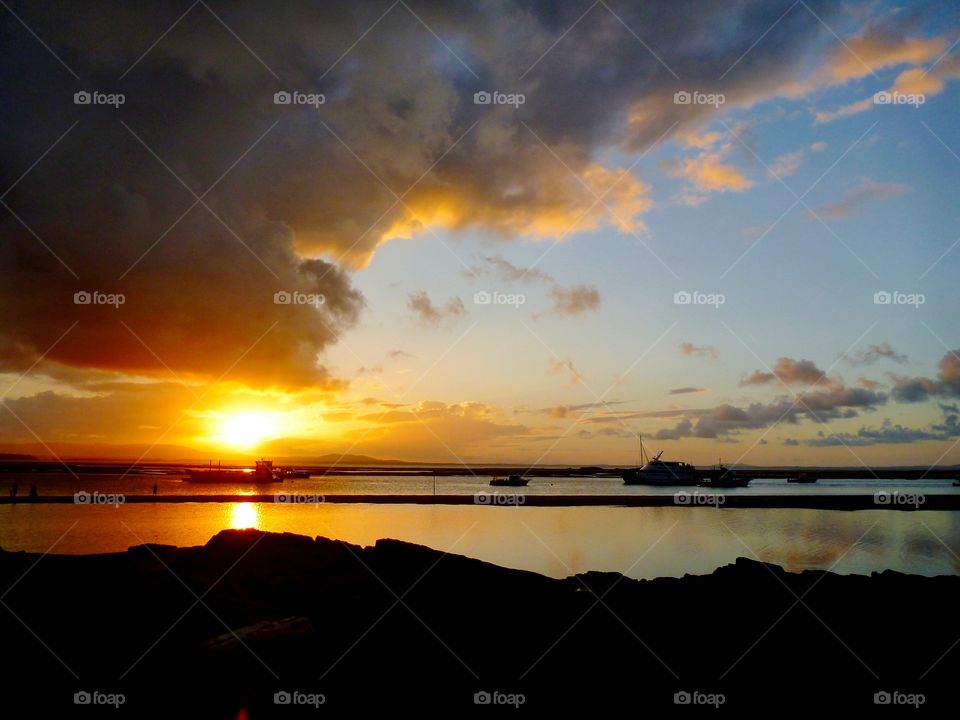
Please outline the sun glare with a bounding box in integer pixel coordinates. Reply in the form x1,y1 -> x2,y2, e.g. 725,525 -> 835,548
229,503 -> 260,530
215,411 -> 281,449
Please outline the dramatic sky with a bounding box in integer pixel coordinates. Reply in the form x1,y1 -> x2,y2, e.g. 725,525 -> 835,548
1,0 -> 959,465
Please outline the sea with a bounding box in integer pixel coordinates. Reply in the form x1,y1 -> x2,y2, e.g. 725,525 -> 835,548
1,471 -> 958,579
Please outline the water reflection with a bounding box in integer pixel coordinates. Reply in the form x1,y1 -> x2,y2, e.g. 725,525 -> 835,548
1,504 -> 957,578
229,503 -> 260,529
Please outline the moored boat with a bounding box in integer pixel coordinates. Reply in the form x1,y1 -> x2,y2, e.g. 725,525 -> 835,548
490,474 -> 529,487
184,459 -> 280,483
623,437 -> 697,486
698,463 -> 751,488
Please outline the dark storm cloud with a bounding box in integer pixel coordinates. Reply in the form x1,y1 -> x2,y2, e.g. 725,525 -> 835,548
1,0 -> 840,385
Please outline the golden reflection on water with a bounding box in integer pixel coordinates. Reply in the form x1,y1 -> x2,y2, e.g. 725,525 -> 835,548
1,504 -> 958,578
228,502 -> 261,529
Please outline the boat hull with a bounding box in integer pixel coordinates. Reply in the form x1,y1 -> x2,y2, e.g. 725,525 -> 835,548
183,470 -> 280,484
622,470 -> 697,486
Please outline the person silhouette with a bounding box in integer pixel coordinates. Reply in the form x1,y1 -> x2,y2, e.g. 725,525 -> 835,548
152,482 -> 158,496
29,483 -> 38,498
10,482 -> 17,498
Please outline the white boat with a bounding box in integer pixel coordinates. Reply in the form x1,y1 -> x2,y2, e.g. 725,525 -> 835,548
623,437 -> 697,486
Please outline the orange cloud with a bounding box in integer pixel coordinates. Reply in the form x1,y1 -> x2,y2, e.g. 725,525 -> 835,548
662,144 -> 754,194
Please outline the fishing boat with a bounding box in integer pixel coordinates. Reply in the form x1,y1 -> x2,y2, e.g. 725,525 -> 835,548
698,462 -> 751,488
623,436 -> 697,486
183,459 -> 280,483
280,468 -> 311,479
490,474 -> 529,487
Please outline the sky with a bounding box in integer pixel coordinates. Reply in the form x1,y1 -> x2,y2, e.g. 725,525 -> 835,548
1,0 -> 959,465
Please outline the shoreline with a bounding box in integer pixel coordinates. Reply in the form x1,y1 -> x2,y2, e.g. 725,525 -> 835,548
0,492 -> 953,509
1,528 -> 957,713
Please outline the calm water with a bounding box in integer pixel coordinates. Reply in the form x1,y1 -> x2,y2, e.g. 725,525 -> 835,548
1,500 -> 958,579
3,471 -> 959,497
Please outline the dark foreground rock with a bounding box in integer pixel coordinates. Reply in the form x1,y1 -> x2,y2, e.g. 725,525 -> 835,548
0,529 -> 956,716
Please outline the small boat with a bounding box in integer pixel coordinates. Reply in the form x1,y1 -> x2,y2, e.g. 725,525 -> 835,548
490,474 -> 529,487
281,468 -> 311,479
788,472 -> 817,484
623,436 -> 697,486
184,459 -> 280,483
698,463 -> 751,488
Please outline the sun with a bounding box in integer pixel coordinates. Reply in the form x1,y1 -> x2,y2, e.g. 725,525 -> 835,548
215,411 -> 281,449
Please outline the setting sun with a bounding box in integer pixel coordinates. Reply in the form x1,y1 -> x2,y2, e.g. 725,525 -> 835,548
214,411 -> 282,449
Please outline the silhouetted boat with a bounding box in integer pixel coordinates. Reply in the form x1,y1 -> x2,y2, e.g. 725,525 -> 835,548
623,436 -> 697,486
490,474 -> 529,487
280,468 -> 311,479
184,459 -> 280,483
788,473 -> 817,484
698,463 -> 751,488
